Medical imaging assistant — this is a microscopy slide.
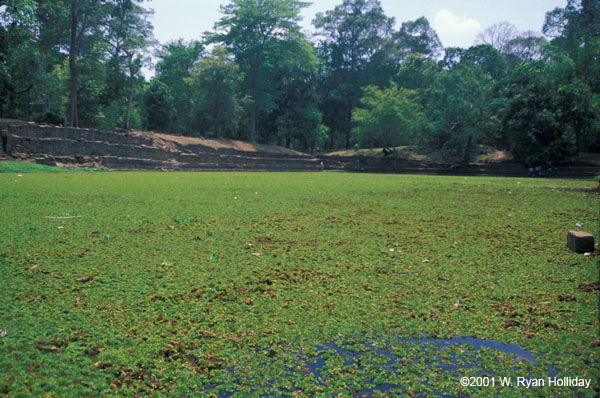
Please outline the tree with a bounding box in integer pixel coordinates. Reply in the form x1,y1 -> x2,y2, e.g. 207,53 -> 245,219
106,0 -> 153,130
440,44 -> 506,78
543,0 -> 600,93
0,18 -> 37,119
155,39 -> 203,134
264,39 -> 327,151
313,0 -> 394,148
475,22 -> 519,54
394,54 -> 439,92
191,46 -> 243,138
1,0 -> 157,130
143,79 -> 172,131
63,0 -> 109,127
439,47 -> 465,70
425,60 -> 498,162
503,31 -> 546,66
461,44 -> 506,79
1,0 -> 112,127
0,0 -> 50,120
498,58 -> 590,164
392,17 -> 442,60
351,84 -> 424,148
208,0 -> 309,142
34,1 -> 69,112
0,29 -> 15,118
541,0 -> 600,153
0,0 -> 38,28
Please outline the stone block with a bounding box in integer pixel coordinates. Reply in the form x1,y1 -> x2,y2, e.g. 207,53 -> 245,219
567,231 -> 595,253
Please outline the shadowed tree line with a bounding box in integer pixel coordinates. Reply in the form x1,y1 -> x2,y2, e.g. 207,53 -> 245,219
1,0 -> 598,163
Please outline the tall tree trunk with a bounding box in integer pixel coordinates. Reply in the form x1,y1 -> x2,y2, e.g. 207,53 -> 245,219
68,4 -> 79,127
186,88 -> 192,134
26,90 -> 31,120
249,102 -> 256,143
125,91 -> 133,130
248,62 -> 259,143
345,105 -> 352,149
328,129 -> 334,150
463,134 -> 472,163
124,59 -> 134,130
42,51 -> 50,109
249,75 -> 257,143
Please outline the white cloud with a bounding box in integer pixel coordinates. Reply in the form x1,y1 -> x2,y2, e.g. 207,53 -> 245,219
433,9 -> 483,49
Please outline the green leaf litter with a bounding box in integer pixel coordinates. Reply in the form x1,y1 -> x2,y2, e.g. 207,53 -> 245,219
0,172 -> 597,397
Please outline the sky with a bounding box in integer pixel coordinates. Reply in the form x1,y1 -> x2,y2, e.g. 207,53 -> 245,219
146,0 -> 566,49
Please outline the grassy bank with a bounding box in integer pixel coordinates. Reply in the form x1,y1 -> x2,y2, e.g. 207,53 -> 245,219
0,161 -> 107,173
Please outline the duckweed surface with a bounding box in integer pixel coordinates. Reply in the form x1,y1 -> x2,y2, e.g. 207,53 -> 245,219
1,172 -> 598,397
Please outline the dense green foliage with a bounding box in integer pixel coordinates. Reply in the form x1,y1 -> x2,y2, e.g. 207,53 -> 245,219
351,85 -> 423,148
0,172 -> 598,396
154,39 -> 203,134
1,0 -> 598,159
190,47 -> 243,138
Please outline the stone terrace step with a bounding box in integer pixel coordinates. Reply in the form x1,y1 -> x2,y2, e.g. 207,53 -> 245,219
2,119 -> 598,177
0,120 -> 152,146
4,135 -> 174,161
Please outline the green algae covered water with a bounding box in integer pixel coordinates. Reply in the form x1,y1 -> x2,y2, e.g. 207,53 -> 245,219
0,172 -> 597,397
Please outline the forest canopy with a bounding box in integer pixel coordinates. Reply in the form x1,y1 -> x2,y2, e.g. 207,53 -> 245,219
1,0 -> 598,164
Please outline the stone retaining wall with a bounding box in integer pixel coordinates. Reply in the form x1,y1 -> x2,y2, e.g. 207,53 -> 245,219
0,119 -> 326,171
322,155 -> 600,178
1,119 -> 598,177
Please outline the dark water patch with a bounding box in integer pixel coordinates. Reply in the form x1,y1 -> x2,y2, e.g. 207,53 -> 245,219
197,335 -> 558,397
401,335 -> 537,364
